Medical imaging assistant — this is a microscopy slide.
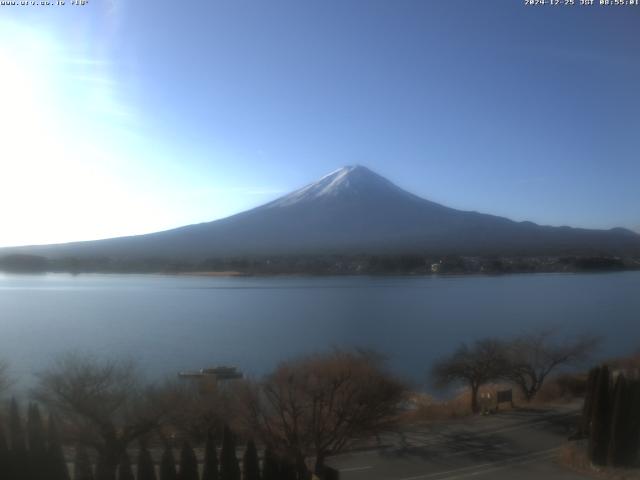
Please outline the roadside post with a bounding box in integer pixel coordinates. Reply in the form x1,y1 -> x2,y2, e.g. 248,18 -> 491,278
480,392 -> 493,415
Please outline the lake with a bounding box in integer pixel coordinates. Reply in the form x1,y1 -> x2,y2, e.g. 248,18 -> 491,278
0,271 -> 638,389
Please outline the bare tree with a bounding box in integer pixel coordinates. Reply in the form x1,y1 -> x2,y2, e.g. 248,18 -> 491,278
151,378 -> 239,443
33,353 -> 171,480
431,339 -> 508,413
502,332 -> 599,402
242,349 -> 406,478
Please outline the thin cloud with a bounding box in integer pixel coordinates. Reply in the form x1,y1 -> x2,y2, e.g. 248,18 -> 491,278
190,187 -> 286,197
51,49 -> 137,123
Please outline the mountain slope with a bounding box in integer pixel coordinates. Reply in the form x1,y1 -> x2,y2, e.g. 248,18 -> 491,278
4,166 -> 640,259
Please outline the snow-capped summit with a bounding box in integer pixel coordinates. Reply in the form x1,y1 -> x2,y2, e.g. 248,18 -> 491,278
264,165 -> 411,208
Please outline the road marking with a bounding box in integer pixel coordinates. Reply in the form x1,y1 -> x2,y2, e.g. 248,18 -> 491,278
394,447 -> 560,480
397,463 -> 493,480
434,451 -> 557,479
339,409 -> 578,458
340,466 -> 373,472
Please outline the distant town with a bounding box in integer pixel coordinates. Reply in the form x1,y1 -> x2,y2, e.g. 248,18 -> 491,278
0,253 -> 638,276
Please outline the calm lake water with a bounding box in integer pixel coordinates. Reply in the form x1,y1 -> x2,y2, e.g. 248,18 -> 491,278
0,272 -> 638,389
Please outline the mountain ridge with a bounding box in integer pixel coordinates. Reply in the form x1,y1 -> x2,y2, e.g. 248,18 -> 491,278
2,166 -> 639,260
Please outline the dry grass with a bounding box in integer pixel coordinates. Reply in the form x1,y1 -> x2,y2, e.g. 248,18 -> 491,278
559,443 -> 640,480
403,374 -> 589,425
527,372 -> 588,405
403,383 -> 519,423
403,392 -> 470,423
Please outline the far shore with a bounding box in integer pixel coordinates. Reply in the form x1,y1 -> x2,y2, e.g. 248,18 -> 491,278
173,270 -> 247,277
1,267 -> 640,279
2,252 -> 639,278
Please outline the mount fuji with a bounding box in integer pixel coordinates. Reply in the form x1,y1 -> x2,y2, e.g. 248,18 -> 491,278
4,166 -> 640,260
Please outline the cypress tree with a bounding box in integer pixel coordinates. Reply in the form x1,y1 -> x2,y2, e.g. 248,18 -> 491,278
579,367 -> 599,436
47,415 -> 70,480
588,365 -> 611,465
159,445 -> 177,480
95,454 -> 113,480
202,433 -> 218,480
179,441 -> 199,480
629,379 -> 640,464
27,403 -> 47,480
27,404 -> 47,453
74,445 -> 94,480
629,379 -> 640,462
9,398 -> 26,453
618,378 -> 640,467
0,423 -> 10,480
9,398 -> 28,480
260,448 -> 279,480
278,458 -> 297,480
607,374 -> 627,466
117,452 -> 135,480
242,440 -> 260,480
137,441 -> 157,480
219,426 -> 240,480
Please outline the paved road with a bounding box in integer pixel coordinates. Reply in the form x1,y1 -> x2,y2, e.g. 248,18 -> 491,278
327,405 -> 591,480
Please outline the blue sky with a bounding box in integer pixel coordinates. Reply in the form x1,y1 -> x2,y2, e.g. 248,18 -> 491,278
1,0 -> 639,246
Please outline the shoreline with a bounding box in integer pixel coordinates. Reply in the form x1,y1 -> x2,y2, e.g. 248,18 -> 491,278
2,253 -> 638,278
1,267 -> 639,279
172,270 -> 246,277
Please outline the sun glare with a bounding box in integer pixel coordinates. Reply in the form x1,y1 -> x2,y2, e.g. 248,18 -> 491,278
0,30 -> 71,244
0,21 -> 180,247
